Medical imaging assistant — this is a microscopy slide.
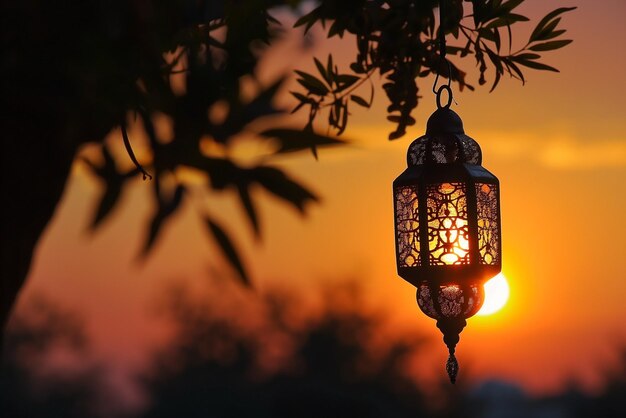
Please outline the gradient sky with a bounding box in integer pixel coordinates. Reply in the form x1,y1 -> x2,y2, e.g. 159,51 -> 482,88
16,0 -> 626,406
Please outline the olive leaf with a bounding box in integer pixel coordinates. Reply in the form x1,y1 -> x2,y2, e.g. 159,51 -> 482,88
205,217 -> 250,287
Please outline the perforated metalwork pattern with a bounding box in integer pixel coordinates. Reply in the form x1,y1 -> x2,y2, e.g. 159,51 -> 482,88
395,186 -> 421,267
458,135 -> 481,164
407,134 -> 481,166
407,139 -> 427,165
476,183 -> 500,265
427,183 -> 470,265
417,284 -> 484,319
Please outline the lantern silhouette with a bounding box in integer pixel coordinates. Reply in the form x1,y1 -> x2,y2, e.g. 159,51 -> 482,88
393,105 -> 501,383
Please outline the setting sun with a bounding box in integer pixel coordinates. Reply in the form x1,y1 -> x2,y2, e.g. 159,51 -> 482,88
477,273 -> 510,316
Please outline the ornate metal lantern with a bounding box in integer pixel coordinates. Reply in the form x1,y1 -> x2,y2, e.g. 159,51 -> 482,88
393,100 -> 501,383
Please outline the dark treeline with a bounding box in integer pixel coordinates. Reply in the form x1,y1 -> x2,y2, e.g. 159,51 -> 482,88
1,287 -> 624,418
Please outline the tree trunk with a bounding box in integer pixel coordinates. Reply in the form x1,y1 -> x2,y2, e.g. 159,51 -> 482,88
1,0 -> 128,340
1,109 -> 78,337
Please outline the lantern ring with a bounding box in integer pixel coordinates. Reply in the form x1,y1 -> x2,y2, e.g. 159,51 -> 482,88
436,85 -> 453,109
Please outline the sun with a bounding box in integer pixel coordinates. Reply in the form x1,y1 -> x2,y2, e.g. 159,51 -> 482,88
476,273 -> 510,316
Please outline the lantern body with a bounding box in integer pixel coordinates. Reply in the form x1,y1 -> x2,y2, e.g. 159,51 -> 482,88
392,108 -> 502,383
393,108 -> 501,293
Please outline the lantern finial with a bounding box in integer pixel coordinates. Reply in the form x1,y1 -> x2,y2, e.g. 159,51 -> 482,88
425,107 -> 464,135
437,318 -> 466,384
446,353 -> 459,384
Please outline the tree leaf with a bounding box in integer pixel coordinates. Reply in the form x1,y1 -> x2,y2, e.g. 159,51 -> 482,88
91,181 -> 122,230
388,128 -> 405,141
541,29 -> 566,41
314,57 -> 331,84
460,39 -> 472,57
237,184 -> 260,238
507,22 -> 513,53
337,101 -> 348,135
484,49 -> 503,93
350,95 -> 370,108
335,74 -> 360,92
259,128 -> 345,153
499,0 -> 524,13
514,58 -> 559,72
528,39 -> 572,51
445,46 -> 465,55
350,62 -> 365,74
511,53 -> 541,61
478,28 -> 497,42
140,185 -> 185,257
535,17 -> 561,42
290,91 -> 315,104
328,101 -> 337,127
485,14 -> 528,29
494,27 -> 501,52
205,217 -> 250,286
294,70 -> 329,96
503,58 -> 525,83
253,166 -> 318,213
294,8 -> 320,34
240,77 -> 285,124
326,54 -> 334,83
142,212 -> 164,258
290,91 -> 317,114
291,101 -> 307,114
489,69 -> 501,93
529,7 -> 576,42
328,20 -> 345,38
293,14 -> 309,28
485,49 -> 504,74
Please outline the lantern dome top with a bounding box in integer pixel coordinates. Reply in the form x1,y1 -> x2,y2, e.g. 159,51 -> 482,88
407,108 -> 482,166
426,108 -> 464,135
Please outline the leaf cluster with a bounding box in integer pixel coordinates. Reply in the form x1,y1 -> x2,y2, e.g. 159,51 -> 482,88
292,0 -> 575,139
65,0 -> 573,286
292,54 -> 374,154
458,2 -> 575,91
82,1 -> 344,286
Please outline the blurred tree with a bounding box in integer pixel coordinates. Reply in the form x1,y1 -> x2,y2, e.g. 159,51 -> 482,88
0,0 -> 575,333
0,296 -> 105,418
466,350 -> 626,418
584,349 -> 626,418
3,289 -> 623,418
140,284 -> 461,418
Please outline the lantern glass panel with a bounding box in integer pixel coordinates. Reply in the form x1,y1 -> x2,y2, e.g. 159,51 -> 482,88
427,182 -> 470,265
395,186 -> 421,267
475,183 -> 500,265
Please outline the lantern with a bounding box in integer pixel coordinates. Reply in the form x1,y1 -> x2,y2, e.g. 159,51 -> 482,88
392,99 -> 502,383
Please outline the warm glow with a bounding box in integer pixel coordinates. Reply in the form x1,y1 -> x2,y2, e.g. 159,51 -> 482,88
428,182 -> 470,265
476,273 -> 510,316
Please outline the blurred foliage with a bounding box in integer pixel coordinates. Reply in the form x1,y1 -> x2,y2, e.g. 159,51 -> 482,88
3,1 -> 575,288
75,1 -> 575,286
0,297 -> 105,418
2,290 -> 625,418
73,0 -> 345,287
140,283 -> 464,418
292,0 -> 575,139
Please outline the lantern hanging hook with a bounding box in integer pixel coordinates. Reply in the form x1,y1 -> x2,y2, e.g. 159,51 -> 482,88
436,84 -> 452,109
432,0 -> 454,109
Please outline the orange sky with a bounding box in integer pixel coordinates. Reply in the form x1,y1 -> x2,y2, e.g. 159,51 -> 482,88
16,0 -> 626,404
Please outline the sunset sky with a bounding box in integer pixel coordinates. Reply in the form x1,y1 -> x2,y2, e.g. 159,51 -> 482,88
15,0 -> 626,406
